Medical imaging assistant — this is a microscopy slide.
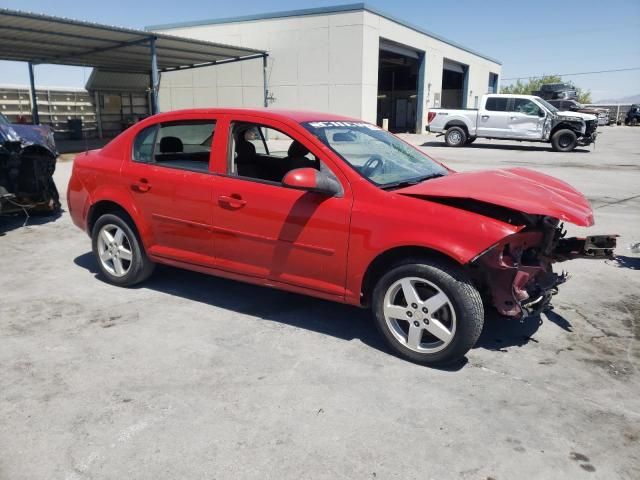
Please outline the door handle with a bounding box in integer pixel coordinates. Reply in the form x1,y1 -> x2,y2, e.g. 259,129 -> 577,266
131,178 -> 151,193
219,194 -> 246,209
481,115 -> 490,119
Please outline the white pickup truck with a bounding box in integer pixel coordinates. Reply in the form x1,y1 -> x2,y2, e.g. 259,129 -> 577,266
426,94 -> 598,152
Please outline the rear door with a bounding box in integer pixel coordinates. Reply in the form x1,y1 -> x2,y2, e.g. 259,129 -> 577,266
121,116 -> 219,264
508,98 -> 545,139
476,96 -> 511,137
210,115 -> 352,298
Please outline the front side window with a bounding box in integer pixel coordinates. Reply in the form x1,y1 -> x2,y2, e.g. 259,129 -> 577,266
512,99 -> 542,116
485,97 -> 508,112
229,122 -> 324,184
132,120 -> 215,172
303,121 -> 447,188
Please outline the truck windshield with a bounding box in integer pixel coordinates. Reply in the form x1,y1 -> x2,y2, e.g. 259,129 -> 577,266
535,97 -> 559,113
303,121 -> 448,188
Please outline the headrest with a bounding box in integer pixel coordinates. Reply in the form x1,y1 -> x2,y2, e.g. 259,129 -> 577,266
159,136 -> 183,153
288,141 -> 310,158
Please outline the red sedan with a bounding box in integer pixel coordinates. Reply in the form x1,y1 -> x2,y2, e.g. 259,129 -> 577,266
67,109 -> 615,366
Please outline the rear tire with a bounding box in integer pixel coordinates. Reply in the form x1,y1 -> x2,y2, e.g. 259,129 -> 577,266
91,213 -> 155,286
631,118 -> 638,127
444,126 -> 467,147
551,129 -> 577,152
372,258 -> 484,366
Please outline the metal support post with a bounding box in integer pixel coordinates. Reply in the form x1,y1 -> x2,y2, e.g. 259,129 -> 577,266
150,36 -> 159,115
263,54 -> 268,108
27,62 -> 39,124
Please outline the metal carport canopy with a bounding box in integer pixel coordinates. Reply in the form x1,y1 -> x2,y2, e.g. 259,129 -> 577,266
0,8 -> 268,118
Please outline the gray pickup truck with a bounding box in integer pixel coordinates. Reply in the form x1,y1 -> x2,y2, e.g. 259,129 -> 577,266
426,94 -> 598,152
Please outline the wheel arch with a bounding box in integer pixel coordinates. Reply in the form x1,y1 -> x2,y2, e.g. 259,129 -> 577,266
550,122 -> 581,137
360,245 -> 463,307
444,120 -> 469,135
87,200 -> 136,235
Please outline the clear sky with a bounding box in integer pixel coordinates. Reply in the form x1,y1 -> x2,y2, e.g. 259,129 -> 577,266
1,0 -> 638,101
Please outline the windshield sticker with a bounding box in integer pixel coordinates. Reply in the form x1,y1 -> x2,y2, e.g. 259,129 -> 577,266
308,121 -> 381,130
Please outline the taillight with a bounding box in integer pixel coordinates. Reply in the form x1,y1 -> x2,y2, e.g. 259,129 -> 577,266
427,111 -> 436,124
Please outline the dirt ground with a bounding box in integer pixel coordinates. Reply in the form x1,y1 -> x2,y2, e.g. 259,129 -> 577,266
1,126 -> 639,479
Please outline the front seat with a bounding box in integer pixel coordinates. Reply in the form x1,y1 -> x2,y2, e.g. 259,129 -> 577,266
286,141 -> 319,172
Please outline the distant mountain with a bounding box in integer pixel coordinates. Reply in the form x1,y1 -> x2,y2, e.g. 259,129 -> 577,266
594,94 -> 640,104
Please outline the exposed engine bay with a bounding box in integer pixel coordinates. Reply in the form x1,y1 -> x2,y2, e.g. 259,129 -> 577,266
0,114 -> 60,215
472,215 -> 617,318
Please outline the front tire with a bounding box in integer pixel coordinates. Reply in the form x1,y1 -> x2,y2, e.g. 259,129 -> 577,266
91,213 -> 155,286
444,126 -> 467,147
551,129 -> 577,152
372,259 -> 484,366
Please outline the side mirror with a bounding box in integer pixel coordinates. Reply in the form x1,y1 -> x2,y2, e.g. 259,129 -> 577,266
282,168 -> 341,196
538,109 -> 546,118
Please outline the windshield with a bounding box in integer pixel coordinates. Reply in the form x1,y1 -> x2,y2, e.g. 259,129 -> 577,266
535,97 -> 559,113
303,121 -> 448,188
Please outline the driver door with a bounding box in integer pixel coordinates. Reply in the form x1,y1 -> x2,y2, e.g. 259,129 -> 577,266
508,98 -> 546,139
211,116 -> 352,299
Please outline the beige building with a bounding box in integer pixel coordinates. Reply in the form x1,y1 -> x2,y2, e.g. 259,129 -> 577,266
149,3 -> 501,133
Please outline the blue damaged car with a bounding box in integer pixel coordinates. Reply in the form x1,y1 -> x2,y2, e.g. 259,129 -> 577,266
0,113 -> 60,214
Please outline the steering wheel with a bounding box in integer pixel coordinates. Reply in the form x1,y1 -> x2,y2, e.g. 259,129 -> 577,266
361,154 -> 385,177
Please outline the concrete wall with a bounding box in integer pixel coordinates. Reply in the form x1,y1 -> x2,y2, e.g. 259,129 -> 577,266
154,10 -> 501,129
156,11 -> 368,118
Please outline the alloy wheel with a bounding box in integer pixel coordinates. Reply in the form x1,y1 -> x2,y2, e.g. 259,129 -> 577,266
96,223 -> 133,277
383,276 -> 457,353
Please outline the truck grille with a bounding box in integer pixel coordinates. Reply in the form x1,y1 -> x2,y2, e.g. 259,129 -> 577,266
585,120 -> 597,135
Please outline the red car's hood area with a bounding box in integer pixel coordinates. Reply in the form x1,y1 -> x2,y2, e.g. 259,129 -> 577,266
395,167 -> 594,227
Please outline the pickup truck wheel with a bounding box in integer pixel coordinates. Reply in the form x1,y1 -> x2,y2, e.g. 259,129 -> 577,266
444,126 -> 467,147
551,129 -> 577,152
372,259 -> 484,366
91,213 -> 155,286
631,118 -> 638,126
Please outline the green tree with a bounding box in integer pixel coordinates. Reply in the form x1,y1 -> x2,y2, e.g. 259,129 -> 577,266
501,74 -> 592,104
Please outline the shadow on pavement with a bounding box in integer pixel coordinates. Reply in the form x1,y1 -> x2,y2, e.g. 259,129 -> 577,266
475,311 -> 543,351
420,141 -> 591,153
74,251 -> 575,370
609,255 -> 640,270
0,209 -> 62,236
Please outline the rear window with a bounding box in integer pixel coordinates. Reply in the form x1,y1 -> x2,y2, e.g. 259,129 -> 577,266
485,97 -> 508,112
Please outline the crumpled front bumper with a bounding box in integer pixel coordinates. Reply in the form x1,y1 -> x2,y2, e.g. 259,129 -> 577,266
473,230 -> 617,318
578,132 -> 597,146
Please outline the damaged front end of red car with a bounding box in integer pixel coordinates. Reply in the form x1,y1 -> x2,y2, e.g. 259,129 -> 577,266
394,167 -> 618,319
471,216 -> 617,318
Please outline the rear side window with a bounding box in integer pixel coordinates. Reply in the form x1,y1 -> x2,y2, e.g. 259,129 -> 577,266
485,97 -> 508,112
132,120 -> 216,173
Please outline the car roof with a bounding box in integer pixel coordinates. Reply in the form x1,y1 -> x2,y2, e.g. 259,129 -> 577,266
149,108 -> 362,124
